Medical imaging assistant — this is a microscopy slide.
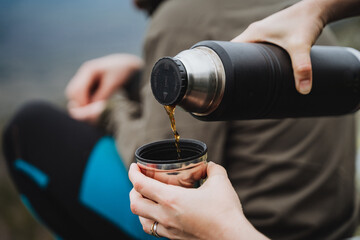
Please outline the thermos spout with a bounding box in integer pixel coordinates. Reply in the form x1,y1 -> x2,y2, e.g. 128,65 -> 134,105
151,47 -> 226,115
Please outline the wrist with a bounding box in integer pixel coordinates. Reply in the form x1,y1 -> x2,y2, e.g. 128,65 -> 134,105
235,216 -> 269,240
300,0 -> 327,29
311,0 -> 336,25
304,0 -> 360,24
217,213 -> 268,240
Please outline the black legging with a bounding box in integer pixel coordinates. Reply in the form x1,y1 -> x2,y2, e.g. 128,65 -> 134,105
2,101 -> 157,240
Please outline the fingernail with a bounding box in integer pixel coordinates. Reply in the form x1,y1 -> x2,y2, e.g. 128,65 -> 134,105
299,79 -> 311,94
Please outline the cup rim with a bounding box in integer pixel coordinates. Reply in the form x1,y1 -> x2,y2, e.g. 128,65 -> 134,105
135,138 -> 207,164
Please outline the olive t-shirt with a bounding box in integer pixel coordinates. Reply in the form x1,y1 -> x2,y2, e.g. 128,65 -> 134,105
109,0 -> 358,239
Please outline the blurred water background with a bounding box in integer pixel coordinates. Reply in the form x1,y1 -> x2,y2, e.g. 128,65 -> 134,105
0,0 -> 359,239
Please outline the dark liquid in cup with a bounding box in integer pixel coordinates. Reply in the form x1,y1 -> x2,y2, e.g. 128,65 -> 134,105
164,105 -> 181,159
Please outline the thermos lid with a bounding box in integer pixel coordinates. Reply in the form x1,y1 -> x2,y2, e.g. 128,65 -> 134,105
151,57 -> 187,105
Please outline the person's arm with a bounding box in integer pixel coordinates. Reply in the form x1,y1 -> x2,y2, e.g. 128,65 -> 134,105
65,54 -> 143,124
321,0 -> 360,23
232,0 -> 360,95
129,162 -> 268,240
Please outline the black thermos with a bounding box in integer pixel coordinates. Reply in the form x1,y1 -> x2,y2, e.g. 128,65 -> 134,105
151,41 -> 360,121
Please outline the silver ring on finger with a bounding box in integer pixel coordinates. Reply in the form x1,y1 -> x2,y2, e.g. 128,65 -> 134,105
150,221 -> 161,238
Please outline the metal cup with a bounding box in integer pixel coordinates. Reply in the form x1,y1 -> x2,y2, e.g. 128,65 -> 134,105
135,139 -> 208,188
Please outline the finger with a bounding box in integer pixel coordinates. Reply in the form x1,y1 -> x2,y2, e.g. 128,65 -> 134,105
90,73 -> 119,102
129,188 -> 163,221
68,105 -> 90,121
67,100 -> 80,110
231,31 -> 255,43
288,47 -> 312,95
231,21 -> 265,43
139,217 -> 173,239
139,217 -> 153,235
66,64 -> 102,106
128,163 -> 176,204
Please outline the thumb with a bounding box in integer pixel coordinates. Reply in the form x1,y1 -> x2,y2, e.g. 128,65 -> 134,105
288,47 -> 313,95
206,162 -> 228,178
68,100 -> 106,123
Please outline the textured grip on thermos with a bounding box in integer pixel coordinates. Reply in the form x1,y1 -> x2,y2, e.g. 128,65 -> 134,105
151,41 -> 360,121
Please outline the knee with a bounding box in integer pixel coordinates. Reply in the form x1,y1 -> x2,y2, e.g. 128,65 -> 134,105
2,101 -> 57,163
11,101 -> 57,127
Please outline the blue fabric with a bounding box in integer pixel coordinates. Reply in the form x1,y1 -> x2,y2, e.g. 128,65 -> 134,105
14,159 -> 49,188
79,136 -> 158,240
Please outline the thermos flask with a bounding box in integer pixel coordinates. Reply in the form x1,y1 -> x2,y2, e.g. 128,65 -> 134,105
150,41 -> 360,121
